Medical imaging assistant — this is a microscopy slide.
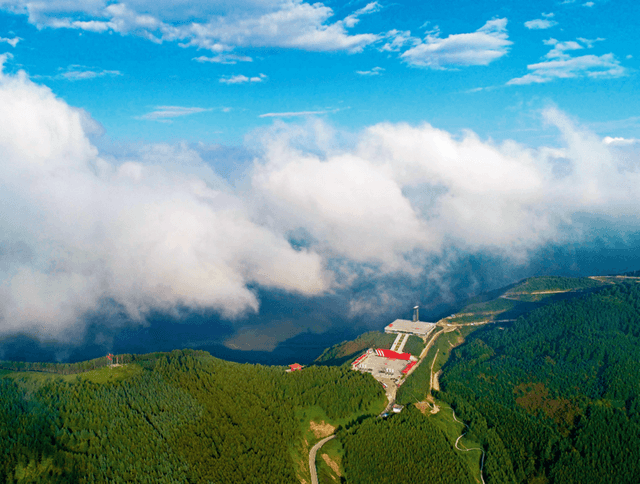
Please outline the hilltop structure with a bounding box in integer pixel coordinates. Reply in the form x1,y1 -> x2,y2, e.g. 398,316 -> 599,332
352,307 -> 435,395
384,305 -> 437,337
384,319 -> 436,337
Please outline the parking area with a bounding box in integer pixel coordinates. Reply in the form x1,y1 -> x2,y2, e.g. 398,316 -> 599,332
352,349 -> 416,388
356,353 -> 409,379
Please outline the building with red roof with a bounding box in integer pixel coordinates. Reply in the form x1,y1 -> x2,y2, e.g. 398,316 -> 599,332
374,349 -> 412,360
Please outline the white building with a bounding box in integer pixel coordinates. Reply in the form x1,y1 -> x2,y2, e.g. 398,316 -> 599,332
384,319 -> 436,337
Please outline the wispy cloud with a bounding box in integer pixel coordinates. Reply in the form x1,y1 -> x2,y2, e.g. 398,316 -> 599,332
401,18 -> 511,69
259,110 -> 334,118
379,29 -> 413,52
508,38 -> 626,85
356,66 -> 384,75
59,68 -> 122,81
524,13 -> 558,30
342,1 -> 382,28
219,73 -> 267,84
0,36 -> 20,47
193,54 -> 252,64
138,106 -> 212,121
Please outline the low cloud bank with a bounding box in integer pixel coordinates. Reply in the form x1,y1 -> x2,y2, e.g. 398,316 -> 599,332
0,67 -> 330,338
1,66 -> 639,343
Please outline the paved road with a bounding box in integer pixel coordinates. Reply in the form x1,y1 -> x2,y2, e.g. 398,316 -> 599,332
309,435 -> 335,484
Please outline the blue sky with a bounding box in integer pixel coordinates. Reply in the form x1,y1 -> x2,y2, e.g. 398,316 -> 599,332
1,0 -> 640,354
0,0 -> 637,146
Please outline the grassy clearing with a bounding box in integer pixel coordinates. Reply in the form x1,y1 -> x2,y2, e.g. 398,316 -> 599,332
396,329 -> 442,405
463,297 -> 518,314
290,405 -> 351,484
296,406 -> 337,445
291,396 -> 384,484
3,364 -> 143,387
289,441 -> 311,484
403,335 -> 425,357
427,328 -> 470,380
316,437 -> 345,483
69,364 -> 143,383
505,276 -> 603,294
430,403 -> 484,483
425,326 -> 484,482
431,330 -> 461,373
398,325 -> 482,404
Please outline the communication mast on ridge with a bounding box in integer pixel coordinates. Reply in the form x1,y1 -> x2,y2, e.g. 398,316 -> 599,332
107,353 -> 113,368
413,306 -> 419,322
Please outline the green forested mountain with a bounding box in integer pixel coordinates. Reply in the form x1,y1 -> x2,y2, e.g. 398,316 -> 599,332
439,280 -> 640,483
0,350 -> 385,483
340,407 -> 475,484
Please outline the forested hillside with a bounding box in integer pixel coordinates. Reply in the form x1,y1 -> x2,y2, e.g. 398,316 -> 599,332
438,281 -> 640,483
0,350 -> 385,483
3,276 -> 640,484
339,407 -> 475,484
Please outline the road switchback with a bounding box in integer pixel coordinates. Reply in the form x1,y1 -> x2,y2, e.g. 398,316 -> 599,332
309,435 -> 336,484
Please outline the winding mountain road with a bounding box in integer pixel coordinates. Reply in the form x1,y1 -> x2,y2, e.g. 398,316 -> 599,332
309,435 -> 335,484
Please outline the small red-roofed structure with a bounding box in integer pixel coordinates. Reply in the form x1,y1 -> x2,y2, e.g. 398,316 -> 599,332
289,363 -> 303,371
402,361 -> 417,374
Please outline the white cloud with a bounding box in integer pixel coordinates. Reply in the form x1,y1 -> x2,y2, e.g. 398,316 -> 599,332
3,64 -> 640,336
138,106 -> 212,121
543,38 -> 583,58
193,54 -> 252,64
583,2 -> 594,7
0,67 -> 330,335
508,38 -> 626,85
524,18 -> 558,30
219,73 -> 266,84
220,75 -> 249,84
0,0 -> 380,53
0,52 -> 12,69
0,36 -> 20,47
259,110 -> 334,118
58,68 -> 122,81
401,18 -> 512,69
603,136 -> 638,146
356,66 -> 384,75
176,2 -> 378,53
250,110 -> 640,275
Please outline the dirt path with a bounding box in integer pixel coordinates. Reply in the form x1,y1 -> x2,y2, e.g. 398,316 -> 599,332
309,435 -> 335,484
429,349 -> 439,393
432,370 -> 441,391
450,407 -> 485,484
